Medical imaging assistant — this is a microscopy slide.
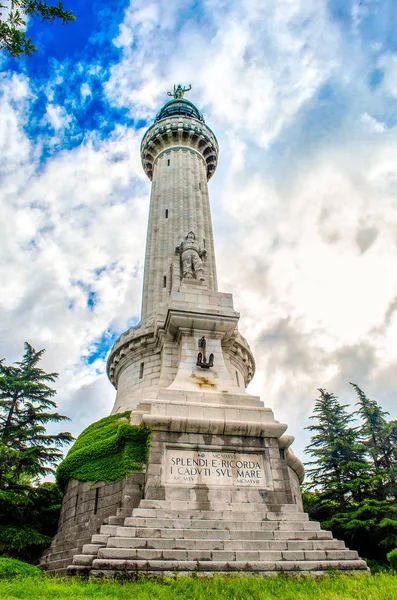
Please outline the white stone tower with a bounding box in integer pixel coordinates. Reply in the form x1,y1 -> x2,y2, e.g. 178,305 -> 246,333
45,86 -> 367,577
108,85 -> 266,441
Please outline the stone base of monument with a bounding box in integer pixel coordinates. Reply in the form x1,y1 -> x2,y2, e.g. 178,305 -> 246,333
39,474 -> 145,575
67,429 -> 368,577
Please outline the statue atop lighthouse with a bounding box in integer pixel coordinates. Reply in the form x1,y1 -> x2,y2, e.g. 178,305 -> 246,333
167,83 -> 192,99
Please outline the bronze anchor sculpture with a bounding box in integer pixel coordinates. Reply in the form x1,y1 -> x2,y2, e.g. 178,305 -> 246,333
196,336 -> 214,369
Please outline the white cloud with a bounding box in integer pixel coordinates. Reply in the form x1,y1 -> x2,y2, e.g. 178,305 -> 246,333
45,103 -> 73,131
360,112 -> 386,133
80,82 -> 92,100
378,52 -> 397,98
0,72 -> 35,183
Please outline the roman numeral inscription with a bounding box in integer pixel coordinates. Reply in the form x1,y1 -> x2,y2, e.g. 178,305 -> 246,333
164,449 -> 267,487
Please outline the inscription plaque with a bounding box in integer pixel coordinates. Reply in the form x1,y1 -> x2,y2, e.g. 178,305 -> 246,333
163,448 -> 266,487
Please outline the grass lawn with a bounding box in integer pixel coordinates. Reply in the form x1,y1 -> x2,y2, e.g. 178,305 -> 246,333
0,573 -> 396,600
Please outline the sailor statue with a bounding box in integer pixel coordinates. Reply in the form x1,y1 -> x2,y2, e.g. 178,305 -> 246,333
176,231 -> 206,281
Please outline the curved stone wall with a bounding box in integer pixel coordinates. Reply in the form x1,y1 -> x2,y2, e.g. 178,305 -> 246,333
39,474 -> 145,575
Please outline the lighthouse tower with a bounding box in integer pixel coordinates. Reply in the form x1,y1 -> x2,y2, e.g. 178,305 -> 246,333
108,84 -> 268,447
45,87 -> 367,576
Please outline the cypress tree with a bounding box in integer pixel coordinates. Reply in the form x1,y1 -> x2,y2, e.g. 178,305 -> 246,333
351,382 -> 397,500
304,386 -> 397,563
304,388 -> 370,504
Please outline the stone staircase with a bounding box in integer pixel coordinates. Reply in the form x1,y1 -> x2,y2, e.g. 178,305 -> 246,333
68,499 -> 368,577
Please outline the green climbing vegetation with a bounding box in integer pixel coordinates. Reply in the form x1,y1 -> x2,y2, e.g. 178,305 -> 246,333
56,412 -> 151,489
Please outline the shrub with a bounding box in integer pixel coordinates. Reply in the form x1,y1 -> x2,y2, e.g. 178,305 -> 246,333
0,482 -> 63,562
305,495 -> 397,562
0,557 -> 42,579
387,548 -> 397,570
56,412 -> 151,489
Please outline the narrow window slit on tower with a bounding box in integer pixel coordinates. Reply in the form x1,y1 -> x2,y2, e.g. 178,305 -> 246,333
199,182 -> 201,190
203,238 -> 206,248
165,209 -> 168,218
74,493 -> 79,521
167,159 -> 170,166
139,362 -> 144,379
93,487 -> 99,515
235,371 -> 239,386
163,275 -> 167,288
279,449 -> 285,460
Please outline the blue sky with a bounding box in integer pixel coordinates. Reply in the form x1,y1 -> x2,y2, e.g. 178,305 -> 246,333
1,0 -> 397,459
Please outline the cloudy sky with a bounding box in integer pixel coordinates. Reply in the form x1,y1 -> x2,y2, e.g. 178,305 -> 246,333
1,0 -> 396,461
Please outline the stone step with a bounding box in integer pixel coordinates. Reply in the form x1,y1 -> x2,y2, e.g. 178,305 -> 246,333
154,393 -> 266,410
117,507 -> 133,517
72,554 -> 96,566
100,525 -> 119,536
106,516 -> 126,525
67,564 -> 91,575
123,517 -> 319,531
131,508 -> 309,521
90,558 -> 368,574
139,500 -> 300,513
106,536 -> 346,552
97,548 -> 358,564
92,534 -> 111,545
163,490 -> 289,505
115,526 -> 333,541
82,544 -> 106,554
95,547 -> 359,562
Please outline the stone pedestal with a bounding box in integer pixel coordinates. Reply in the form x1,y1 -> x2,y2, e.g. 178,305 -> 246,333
66,425 -> 367,577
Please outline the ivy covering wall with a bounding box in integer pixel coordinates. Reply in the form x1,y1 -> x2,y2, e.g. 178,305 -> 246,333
56,412 -> 151,489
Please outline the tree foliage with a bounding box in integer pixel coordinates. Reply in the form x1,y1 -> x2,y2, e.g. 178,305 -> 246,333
304,389 -> 370,504
0,342 -> 73,488
0,343 -> 72,561
388,547 -> 397,571
304,384 -> 397,563
352,383 -> 397,500
0,482 -> 63,561
0,1 -> 75,58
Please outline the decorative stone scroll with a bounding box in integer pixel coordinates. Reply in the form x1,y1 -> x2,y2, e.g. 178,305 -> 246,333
163,448 -> 267,487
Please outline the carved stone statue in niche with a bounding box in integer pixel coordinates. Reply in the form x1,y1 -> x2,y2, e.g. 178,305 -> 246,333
176,231 -> 206,281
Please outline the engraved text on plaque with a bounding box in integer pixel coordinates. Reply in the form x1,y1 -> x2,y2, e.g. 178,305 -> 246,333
163,449 -> 267,487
